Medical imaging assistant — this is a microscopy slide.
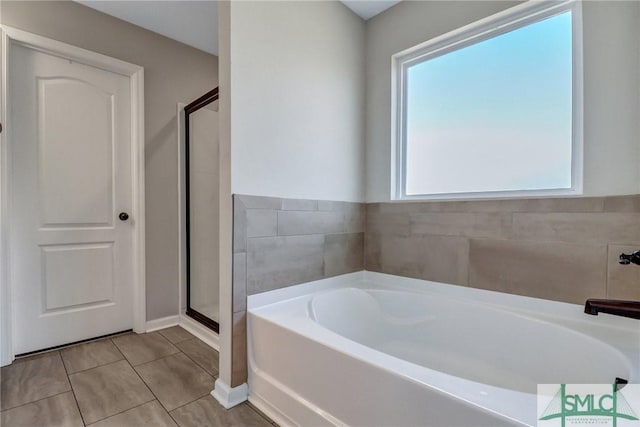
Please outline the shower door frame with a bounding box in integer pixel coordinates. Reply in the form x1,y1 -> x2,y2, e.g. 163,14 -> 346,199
184,87 -> 219,333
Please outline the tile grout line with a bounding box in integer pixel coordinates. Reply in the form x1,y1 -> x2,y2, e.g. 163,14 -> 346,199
111,333 -> 180,368
86,351 -> 181,426
61,344 -> 126,375
84,399 -> 160,425
166,408 -> 182,427
156,328 -> 194,345
2,328 -> 222,426
67,352 -> 158,425
145,348 -> 217,413
128,346 -> 212,416
0,389 -> 71,415
126,352 -> 171,413
246,400 -> 277,424
135,366 -> 213,423
165,389 -> 215,414
175,340 -> 220,378
143,330 -> 219,419
60,350 -> 88,426
108,337 -> 127,361
130,349 -> 184,369
67,358 -> 127,373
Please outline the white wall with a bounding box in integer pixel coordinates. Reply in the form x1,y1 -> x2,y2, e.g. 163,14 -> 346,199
365,0 -> 640,202
216,0 -> 233,389
582,1 -> 640,196
229,1 -> 365,202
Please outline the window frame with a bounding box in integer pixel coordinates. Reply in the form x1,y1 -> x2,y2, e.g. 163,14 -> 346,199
391,0 -> 583,201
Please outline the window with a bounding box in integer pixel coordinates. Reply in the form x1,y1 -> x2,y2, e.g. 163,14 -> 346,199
392,1 -> 582,200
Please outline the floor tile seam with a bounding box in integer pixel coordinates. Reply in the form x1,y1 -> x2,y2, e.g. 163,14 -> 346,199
109,337 -> 133,363
67,358 -> 128,380
110,334 -> 173,360
68,357 -> 152,424
175,346 -> 219,378
166,408 -> 182,427
133,351 -> 214,413
2,352 -> 73,412
246,401 -> 277,424
131,349 -> 185,369
62,354 -> 127,376
83,350 -> 157,424
166,390 -> 214,415
157,329 -> 195,346
2,341 -> 211,424
107,338 -> 127,361
117,348 -> 181,368
172,337 -> 195,345
152,331 -> 181,348
83,397 -> 159,426
130,359 -> 174,413
0,389 -> 72,414
58,334 -> 126,375
60,355 -> 87,427
112,337 -> 181,367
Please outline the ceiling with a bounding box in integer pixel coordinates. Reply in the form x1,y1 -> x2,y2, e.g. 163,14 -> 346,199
76,0 -> 400,56
76,1 -> 219,55
342,0 -> 401,20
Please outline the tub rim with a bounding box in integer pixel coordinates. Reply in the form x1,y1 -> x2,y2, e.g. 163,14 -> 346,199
247,271 -> 640,426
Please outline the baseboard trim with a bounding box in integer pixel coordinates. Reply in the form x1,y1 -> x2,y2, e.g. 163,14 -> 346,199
212,379 -> 248,409
145,315 -> 180,332
179,314 -> 219,351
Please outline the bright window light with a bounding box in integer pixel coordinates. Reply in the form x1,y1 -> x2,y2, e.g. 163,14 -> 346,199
394,2 -> 582,199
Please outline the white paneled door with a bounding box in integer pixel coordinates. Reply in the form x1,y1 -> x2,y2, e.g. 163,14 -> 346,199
8,35 -> 141,354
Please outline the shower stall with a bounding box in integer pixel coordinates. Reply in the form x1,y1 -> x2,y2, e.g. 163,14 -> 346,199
184,88 -> 219,332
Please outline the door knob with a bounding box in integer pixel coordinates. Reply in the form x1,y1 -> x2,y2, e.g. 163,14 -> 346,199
119,212 -> 129,221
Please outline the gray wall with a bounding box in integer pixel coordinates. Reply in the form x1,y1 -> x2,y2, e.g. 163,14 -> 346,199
231,194 -> 365,385
2,1 -> 219,321
366,195 -> 640,305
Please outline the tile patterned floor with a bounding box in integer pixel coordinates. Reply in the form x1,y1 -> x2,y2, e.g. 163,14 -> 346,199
0,326 -> 274,426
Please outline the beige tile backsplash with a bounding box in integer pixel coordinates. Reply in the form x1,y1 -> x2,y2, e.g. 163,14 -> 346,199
512,212 -> 640,244
468,239 -> 607,304
231,194 -> 640,388
377,234 -> 469,286
366,195 -> 640,304
410,212 -> 512,239
607,244 -> 640,300
231,194 -> 365,386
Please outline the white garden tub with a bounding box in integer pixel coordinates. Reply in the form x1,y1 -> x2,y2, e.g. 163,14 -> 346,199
247,272 -> 640,426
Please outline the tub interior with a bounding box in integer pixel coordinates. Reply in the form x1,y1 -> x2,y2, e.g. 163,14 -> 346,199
310,287 -> 633,394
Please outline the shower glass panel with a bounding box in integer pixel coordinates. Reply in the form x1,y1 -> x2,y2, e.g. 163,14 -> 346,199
185,89 -> 219,332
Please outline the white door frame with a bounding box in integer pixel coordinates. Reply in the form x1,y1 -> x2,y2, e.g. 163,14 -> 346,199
0,26 -> 146,366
